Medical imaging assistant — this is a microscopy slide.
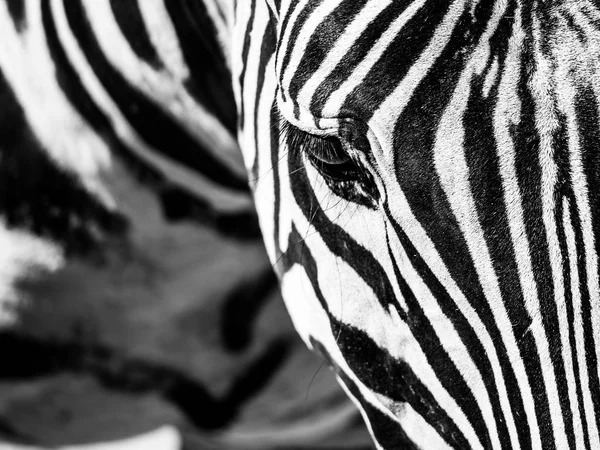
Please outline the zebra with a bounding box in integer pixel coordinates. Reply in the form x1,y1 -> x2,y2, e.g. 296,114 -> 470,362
235,0 -> 600,449
1,0 -> 600,449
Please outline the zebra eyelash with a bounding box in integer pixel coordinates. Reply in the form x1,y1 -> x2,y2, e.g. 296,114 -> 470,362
278,119 -> 330,155
278,120 -> 353,167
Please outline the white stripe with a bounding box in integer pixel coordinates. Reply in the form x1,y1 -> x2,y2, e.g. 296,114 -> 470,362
369,1 -> 531,447
277,0 -> 298,29
239,0 -> 268,147
308,150 -> 504,449
385,226 -> 501,450
263,0 -> 280,21
556,49 -> 600,450
336,378 -> 385,450
434,83 -> 542,449
373,139 -> 522,450
137,0 -> 189,80
50,0 -> 251,212
247,66 -> 278,261
482,56 -> 499,97
236,0 -> 272,176
379,308 -> 484,450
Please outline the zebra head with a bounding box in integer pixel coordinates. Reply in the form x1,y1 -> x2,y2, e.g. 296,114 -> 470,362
234,0 -> 600,449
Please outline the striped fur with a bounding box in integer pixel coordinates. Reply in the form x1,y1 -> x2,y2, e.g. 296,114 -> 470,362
4,0 -> 600,448
235,0 -> 600,448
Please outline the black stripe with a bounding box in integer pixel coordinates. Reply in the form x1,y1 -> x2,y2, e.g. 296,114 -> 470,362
281,219 -> 469,448
545,108 -> 582,449
384,204 -> 531,450
517,5 -> 583,450
465,73 -> 560,448
270,0 -> 282,19
270,106 -> 284,268
563,12 -> 589,46
463,7 -> 556,447
7,0 -> 25,31
566,195 -> 600,444
164,0 -> 238,133
277,0 -> 304,42
311,338 -> 419,450
63,0 -> 248,192
0,331 -> 290,431
580,3 -> 600,30
327,324 -> 467,450
109,0 -> 163,69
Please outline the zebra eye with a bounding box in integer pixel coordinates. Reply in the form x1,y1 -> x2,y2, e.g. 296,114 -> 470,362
282,123 -> 379,207
302,136 -> 362,182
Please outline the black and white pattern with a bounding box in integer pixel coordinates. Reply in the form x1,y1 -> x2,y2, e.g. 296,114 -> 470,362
4,0 -> 600,449
235,0 -> 600,448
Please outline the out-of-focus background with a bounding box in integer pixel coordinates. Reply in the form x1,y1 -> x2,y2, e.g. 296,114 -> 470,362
0,160 -> 372,449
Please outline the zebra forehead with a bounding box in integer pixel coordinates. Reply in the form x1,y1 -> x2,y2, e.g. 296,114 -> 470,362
273,0 -> 518,130
273,0 -> 433,123
274,1 -> 594,120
